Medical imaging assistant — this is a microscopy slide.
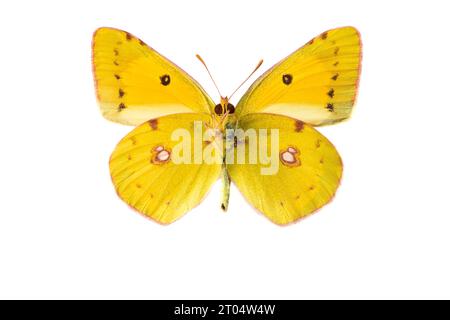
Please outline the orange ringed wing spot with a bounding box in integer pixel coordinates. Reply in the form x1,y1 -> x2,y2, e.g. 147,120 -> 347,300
280,146 -> 301,167
151,147 -> 171,165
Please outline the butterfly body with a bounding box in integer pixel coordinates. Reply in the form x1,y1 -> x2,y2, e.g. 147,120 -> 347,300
92,26 -> 361,225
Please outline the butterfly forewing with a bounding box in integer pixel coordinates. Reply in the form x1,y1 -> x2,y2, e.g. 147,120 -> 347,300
236,26 -> 361,126
92,27 -> 215,126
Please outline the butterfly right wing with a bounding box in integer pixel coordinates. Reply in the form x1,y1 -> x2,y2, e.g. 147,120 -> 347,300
92,27 -> 214,125
236,27 -> 361,126
227,113 -> 342,225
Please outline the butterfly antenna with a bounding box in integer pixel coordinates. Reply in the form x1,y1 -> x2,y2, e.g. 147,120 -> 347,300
228,59 -> 264,100
196,54 -> 223,98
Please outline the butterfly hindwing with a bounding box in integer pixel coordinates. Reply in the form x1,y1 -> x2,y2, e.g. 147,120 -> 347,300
227,113 -> 342,225
109,113 -> 221,224
92,27 -> 214,126
236,26 -> 361,126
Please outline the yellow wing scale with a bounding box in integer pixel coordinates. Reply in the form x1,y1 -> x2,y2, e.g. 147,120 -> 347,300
92,27 -> 214,125
227,113 -> 342,225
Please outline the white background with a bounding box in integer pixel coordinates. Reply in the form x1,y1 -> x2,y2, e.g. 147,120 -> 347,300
0,0 -> 449,299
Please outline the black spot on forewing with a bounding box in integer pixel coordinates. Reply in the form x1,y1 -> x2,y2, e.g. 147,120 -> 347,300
331,73 -> 339,81
118,103 -> 126,111
282,74 -> 293,85
326,103 -> 334,112
160,74 -> 171,86
327,88 -> 335,98
119,89 -> 125,98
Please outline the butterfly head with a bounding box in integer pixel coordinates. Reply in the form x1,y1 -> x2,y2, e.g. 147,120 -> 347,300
195,53 -> 263,125
208,96 -> 235,131
214,97 -> 235,116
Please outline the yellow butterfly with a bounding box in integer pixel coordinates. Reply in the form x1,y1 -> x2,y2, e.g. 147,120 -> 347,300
92,26 -> 362,225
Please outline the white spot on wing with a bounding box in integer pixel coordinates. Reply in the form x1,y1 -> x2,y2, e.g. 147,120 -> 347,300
157,150 -> 170,162
281,151 -> 295,163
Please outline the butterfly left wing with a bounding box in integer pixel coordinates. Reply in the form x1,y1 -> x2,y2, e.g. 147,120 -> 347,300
236,26 -> 361,126
227,113 -> 342,225
109,113 -> 221,224
92,27 -> 214,125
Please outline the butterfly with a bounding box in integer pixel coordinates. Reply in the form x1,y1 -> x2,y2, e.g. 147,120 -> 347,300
92,26 -> 362,225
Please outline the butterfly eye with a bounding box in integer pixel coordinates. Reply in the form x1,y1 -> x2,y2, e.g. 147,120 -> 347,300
226,103 -> 235,114
214,104 -> 223,115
